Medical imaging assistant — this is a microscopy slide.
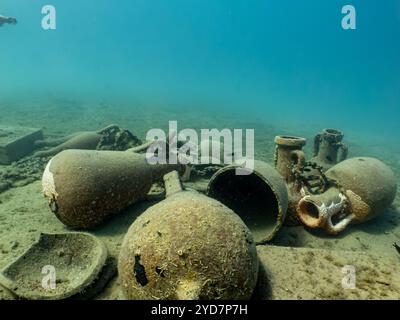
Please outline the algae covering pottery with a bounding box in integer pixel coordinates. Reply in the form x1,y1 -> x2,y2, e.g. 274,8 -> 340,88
311,128 -> 348,171
207,160 -> 288,244
273,135 -> 307,226
274,135 -> 307,183
118,171 -> 259,300
297,157 -> 397,234
42,149 -> 183,229
34,124 -> 141,157
0,233 -> 107,300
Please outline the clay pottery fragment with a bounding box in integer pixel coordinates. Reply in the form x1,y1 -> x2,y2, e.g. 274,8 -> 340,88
0,233 -> 107,300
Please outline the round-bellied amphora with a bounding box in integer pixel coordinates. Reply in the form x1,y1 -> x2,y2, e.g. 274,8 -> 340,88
297,157 -> 397,235
118,171 -> 259,300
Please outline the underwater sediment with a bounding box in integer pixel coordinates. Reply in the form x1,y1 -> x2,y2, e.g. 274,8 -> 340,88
0,107 -> 399,300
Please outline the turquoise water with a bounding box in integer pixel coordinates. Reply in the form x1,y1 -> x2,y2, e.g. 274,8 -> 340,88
1,1 -> 400,301
1,0 -> 400,138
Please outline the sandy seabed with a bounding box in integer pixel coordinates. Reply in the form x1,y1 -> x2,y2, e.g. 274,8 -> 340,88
0,98 -> 399,300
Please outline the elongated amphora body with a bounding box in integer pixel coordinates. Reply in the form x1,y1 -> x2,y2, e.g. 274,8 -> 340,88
42,149 -> 182,229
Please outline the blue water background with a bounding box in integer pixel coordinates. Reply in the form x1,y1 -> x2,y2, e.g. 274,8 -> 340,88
1,0 -> 399,142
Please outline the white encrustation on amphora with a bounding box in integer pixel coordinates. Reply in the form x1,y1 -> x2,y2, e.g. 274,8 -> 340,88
42,149 -> 184,229
297,157 -> 397,235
